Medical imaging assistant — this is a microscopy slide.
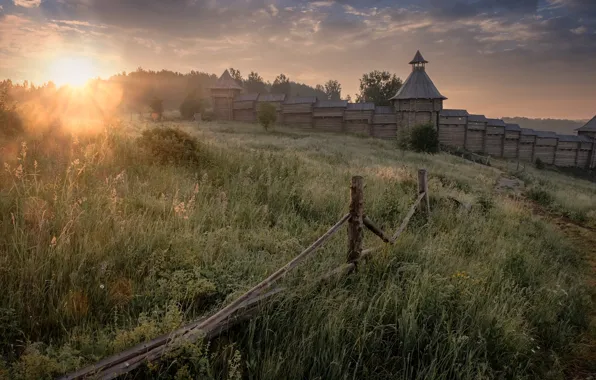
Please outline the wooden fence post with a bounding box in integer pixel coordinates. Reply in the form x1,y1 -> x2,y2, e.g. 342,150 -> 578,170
418,169 -> 430,216
347,176 -> 364,263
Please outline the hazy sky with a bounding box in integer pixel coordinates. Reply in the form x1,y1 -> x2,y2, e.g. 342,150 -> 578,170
1,0 -> 595,119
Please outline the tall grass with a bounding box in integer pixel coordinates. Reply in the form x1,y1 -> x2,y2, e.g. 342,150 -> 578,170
511,165 -> 596,225
0,121 -> 592,379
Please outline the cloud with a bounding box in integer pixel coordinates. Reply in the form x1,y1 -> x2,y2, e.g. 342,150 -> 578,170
571,25 -> 587,34
13,0 -> 42,8
0,0 -> 595,118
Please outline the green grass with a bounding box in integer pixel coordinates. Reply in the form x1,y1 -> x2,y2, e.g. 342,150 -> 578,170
498,161 -> 596,225
0,120 -> 593,379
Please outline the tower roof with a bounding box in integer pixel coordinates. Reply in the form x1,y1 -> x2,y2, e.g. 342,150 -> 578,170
210,69 -> 243,90
409,50 -> 428,64
389,69 -> 446,100
576,115 -> 596,132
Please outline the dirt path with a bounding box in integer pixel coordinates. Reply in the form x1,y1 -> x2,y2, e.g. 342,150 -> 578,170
544,212 -> 596,379
494,174 -> 596,378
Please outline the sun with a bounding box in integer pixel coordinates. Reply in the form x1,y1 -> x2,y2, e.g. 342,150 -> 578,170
48,56 -> 98,87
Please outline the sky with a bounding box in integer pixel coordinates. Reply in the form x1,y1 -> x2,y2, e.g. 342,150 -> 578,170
0,0 -> 595,119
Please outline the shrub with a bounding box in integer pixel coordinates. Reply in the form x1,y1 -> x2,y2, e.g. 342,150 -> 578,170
535,157 -> 545,170
138,127 -> 200,165
179,92 -> 207,120
410,123 -> 439,153
526,187 -> 554,207
397,127 -> 410,154
201,110 -> 215,122
477,193 -> 494,214
258,103 -> 277,131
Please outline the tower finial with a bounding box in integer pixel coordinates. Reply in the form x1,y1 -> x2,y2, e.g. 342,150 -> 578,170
409,50 -> 428,71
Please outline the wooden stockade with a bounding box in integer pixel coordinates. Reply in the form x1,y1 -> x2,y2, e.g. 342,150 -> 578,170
61,170 -> 431,380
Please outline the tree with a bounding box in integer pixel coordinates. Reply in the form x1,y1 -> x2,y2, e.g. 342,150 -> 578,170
0,85 -> 23,137
149,96 -> 164,120
229,68 -> 243,86
179,91 -> 206,120
346,94 -> 352,102
356,70 -> 403,106
245,71 -> 267,94
271,74 -> 291,96
324,80 -> 342,100
258,102 -> 277,131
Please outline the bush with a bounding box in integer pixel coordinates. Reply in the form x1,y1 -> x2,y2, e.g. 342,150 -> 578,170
179,92 -> 207,120
258,103 -> 277,131
526,187 -> 554,207
410,123 -> 439,153
535,157 -> 545,170
201,109 -> 215,122
137,127 -> 200,165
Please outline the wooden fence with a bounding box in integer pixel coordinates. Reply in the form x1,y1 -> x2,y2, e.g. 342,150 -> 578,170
60,170 -> 431,380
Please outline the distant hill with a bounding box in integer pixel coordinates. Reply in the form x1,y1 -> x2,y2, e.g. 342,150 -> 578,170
501,117 -> 588,135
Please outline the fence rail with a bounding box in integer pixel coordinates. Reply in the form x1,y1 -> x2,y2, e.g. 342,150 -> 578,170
60,169 -> 431,380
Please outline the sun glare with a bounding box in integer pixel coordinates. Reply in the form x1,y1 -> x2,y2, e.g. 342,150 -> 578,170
48,56 -> 98,87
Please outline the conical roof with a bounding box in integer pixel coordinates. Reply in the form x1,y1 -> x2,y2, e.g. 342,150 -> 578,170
577,115 -> 596,132
211,69 -> 243,90
389,69 -> 446,100
409,50 -> 428,64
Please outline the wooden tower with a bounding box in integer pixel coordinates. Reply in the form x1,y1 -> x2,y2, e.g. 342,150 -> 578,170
210,70 -> 243,121
389,50 -> 446,140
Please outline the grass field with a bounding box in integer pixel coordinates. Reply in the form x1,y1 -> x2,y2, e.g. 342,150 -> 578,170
0,120 -> 594,379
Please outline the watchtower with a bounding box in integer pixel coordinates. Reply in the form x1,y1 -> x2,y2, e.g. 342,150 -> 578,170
210,70 -> 243,120
389,50 -> 446,139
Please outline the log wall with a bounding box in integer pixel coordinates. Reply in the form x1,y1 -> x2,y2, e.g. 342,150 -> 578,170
218,92 -> 595,169
554,142 -> 579,167
503,131 -> 520,159
485,126 -> 504,157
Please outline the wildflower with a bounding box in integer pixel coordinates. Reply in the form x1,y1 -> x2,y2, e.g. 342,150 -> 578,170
14,164 -> 23,179
100,284 -> 105,290
19,141 -> 27,161
50,236 -> 57,248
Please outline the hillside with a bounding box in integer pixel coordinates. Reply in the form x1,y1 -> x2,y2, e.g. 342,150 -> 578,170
0,121 -> 595,379
502,116 -> 588,134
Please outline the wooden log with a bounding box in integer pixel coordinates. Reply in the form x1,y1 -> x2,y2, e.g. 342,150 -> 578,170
60,288 -> 284,380
61,214 -> 349,380
347,176 -> 364,263
184,213 -> 349,342
363,216 -> 391,243
95,288 -> 284,380
418,169 -> 430,216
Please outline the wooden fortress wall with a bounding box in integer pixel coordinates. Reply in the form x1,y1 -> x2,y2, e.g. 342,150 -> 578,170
222,93 -> 596,169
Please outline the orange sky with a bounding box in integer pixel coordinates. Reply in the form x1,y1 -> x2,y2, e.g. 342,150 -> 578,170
1,0 -> 595,120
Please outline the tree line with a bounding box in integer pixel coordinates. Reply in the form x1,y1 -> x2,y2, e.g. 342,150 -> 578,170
1,67 -> 404,125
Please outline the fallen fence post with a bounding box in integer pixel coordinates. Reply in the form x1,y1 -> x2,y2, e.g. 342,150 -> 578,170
418,169 -> 430,217
347,176 -> 364,263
